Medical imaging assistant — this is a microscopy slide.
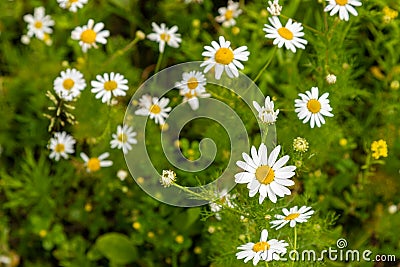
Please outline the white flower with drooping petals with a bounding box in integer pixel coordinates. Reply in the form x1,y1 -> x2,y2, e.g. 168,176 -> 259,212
216,0 -> 242,27
326,73 -> 337,84
71,19 -> 110,52
23,7 -> 54,40
236,229 -> 288,265
235,144 -> 296,204
175,71 -> 210,110
80,152 -> 113,172
53,68 -> 86,101
267,0 -> 282,16
135,94 -> 172,125
294,86 -> 334,128
253,96 -> 279,124
147,22 -> 182,53
263,16 -> 307,53
48,131 -> 76,161
201,36 -> 250,80
324,0 -> 362,21
57,0 -> 88,12
160,170 -> 176,187
110,125 -> 137,154
91,72 -> 129,103
270,206 -> 315,230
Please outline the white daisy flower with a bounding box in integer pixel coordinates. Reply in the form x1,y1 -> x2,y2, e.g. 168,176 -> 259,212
263,16 -> 308,53
57,0 -> 88,12
71,19 -> 110,53
175,71 -> 210,110
209,189 -> 236,220
235,144 -> 296,204
253,96 -> 279,124
91,72 -> 129,103
294,86 -> 334,128
236,229 -> 288,265
110,125 -> 137,154
80,152 -> 113,172
160,170 -> 176,187
267,0 -> 282,16
270,206 -> 315,230
53,68 -> 86,101
324,0 -> 362,21
216,0 -> 242,28
200,36 -> 250,80
117,169 -> 128,181
23,7 -> 54,40
48,131 -> 76,161
135,94 -> 172,125
326,73 -> 337,84
147,22 -> 182,53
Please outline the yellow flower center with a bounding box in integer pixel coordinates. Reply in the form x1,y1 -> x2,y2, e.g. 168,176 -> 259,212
255,165 -> 275,185
335,0 -> 348,6
62,78 -> 75,90
104,80 -> 118,91
225,10 -> 234,20
118,133 -> 127,143
54,143 -> 65,153
277,27 -> 294,40
185,91 -> 197,99
252,241 -> 270,252
284,213 -> 300,220
34,21 -> 43,29
187,77 -> 199,90
80,29 -> 97,44
215,48 -> 234,65
87,157 -> 101,172
150,104 -> 161,114
160,33 -> 171,42
307,99 -> 321,114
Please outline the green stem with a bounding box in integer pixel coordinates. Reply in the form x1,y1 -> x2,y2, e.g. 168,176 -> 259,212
154,51 -> 164,73
261,124 -> 269,146
104,36 -> 140,66
281,14 -> 323,35
265,261 -> 269,267
253,46 -> 277,84
172,253 -> 178,267
291,226 -> 297,267
173,183 -> 208,201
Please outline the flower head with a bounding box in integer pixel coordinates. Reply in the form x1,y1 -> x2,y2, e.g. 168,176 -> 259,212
147,22 -> 181,53
91,72 -> 129,103
236,229 -> 288,265
216,0 -> 242,27
294,86 -> 334,128
53,68 -> 86,101
235,144 -> 296,204
110,125 -> 137,154
371,139 -> 388,159
160,170 -> 176,187
135,94 -> 172,125
209,189 -> 236,220
48,131 -> 76,161
175,71 -> 210,110
57,0 -> 88,12
201,36 -> 250,80
253,96 -> 279,124
117,169 -> 128,181
326,73 -> 337,84
23,7 -> 54,40
71,19 -> 110,52
293,137 -> 309,153
267,0 -> 282,16
263,16 -> 307,53
80,152 -> 113,172
270,206 -> 315,230
324,0 -> 362,21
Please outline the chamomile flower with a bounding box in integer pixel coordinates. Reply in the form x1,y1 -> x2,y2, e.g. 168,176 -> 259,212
57,0 -> 88,12
110,125 -> 137,154
91,72 -> 129,103
235,144 -> 296,204
270,206 -> 315,230
209,190 -> 236,220
135,94 -> 172,125
263,16 -> 307,53
236,229 -> 288,265
326,73 -> 337,84
23,7 -> 54,40
216,0 -> 242,27
53,68 -> 86,101
324,0 -> 362,21
48,131 -> 76,161
253,96 -> 279,124
160,170 -> 176,187
267,0 -> 282,16
294,86 -> 334,128
71,19 -> 110,53
80,152 -> 113,173
201,36 -> 250,80
147,22 -> 182,53
175,71 -> 210,110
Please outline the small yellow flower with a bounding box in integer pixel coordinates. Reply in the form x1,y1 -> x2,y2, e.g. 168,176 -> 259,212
132,222 -> 141,230
194,246 -> 202,254
339,138 -> 348,147
383,6 -> 398,23
175,235 -> 184,244
147,232 -> 155,238
84,203 -> 93,212
293,137 -> 309,153
39,229 -> 47,238
371,139 -> 388,159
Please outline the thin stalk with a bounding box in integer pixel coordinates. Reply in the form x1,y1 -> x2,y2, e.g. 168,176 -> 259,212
104,36 -> 140,66
253,46 -> 277,84
154,51 -> 164,73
